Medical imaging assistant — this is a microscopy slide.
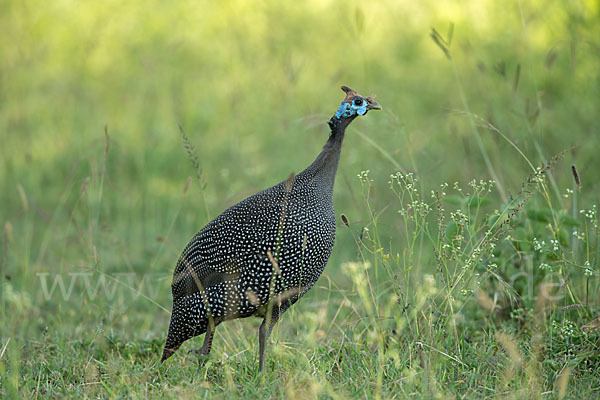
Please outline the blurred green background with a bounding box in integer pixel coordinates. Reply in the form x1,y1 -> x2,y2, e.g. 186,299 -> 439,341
1,0 -> 599,396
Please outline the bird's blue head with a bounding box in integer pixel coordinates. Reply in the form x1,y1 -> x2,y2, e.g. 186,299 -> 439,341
331,86 -> 381,127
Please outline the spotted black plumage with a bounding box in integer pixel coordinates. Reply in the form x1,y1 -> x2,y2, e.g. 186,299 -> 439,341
161,86 -> 381,370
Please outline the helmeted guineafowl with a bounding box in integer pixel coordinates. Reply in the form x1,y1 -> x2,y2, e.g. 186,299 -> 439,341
161,86 -> 381,371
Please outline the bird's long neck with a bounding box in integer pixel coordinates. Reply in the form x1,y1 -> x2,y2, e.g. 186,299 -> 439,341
300,116 -> 355,192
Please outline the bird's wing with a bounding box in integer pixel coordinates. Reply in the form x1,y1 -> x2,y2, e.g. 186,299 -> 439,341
171,185 -> 287,301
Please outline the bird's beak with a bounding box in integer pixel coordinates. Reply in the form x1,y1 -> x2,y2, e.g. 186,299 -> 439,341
366,97 -> 382,111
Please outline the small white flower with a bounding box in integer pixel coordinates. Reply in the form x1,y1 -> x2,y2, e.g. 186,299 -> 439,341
560,320 -> 576,337
539,263 -> 552,271
573,230 -> 585,240
533,238 -> 545,251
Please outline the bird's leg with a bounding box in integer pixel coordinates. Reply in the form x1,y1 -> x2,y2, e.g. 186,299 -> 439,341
189,321 -> 215,366
258,320 -> 269,372
258,313 -> 279,372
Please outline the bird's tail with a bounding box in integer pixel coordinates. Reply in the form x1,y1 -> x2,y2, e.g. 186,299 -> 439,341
160,313 -> 185,362
160,341 -> 181,363
160,295 -> 208,362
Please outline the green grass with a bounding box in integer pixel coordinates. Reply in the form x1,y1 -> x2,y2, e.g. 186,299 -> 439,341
1,0 -> 600,398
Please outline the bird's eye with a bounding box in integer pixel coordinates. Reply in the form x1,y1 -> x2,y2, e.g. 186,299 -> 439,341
353,98 -> 363,106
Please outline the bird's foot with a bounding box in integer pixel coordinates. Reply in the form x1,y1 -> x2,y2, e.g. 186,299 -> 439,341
188,349 -> 210,367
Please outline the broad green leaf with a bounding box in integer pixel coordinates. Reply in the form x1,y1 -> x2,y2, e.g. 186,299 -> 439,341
559,215 -> 580,227
526,209 -> 552,223
442,195 -> 464,206
445,221 -> 459,241
466,196 -> 491,209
